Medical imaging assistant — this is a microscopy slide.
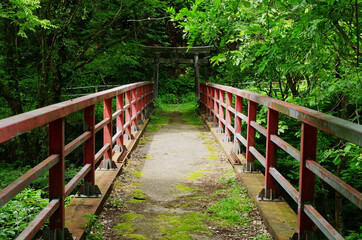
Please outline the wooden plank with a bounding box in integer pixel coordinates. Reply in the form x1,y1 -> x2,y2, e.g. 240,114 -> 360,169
65,116 -> 151,239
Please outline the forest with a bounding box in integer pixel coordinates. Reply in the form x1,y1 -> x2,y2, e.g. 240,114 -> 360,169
0,0 -> 361,239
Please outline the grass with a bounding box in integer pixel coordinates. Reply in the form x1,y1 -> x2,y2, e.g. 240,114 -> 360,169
206,177 -> 254,227
146,100 -> 202,133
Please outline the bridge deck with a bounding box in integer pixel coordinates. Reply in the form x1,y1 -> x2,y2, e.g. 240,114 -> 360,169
69,105 -> 276,239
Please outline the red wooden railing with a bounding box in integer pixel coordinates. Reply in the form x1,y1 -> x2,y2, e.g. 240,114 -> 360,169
200,82 -> 362,240
0,81 -> 153,239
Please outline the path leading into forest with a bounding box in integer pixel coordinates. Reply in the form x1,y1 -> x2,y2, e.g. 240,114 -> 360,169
97,105 -> 271,239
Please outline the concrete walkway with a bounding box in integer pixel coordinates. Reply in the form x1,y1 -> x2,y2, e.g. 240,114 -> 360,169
97,107 -> 271,239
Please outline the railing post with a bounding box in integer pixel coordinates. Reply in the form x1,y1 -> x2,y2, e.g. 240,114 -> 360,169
137,87 -> 144,125
78,105 -> 101,196
207,87 -> 213,122
99,98 -> 117,170
212,88 -> 218,127
216,90 -> 225,133
125,90 -> 133,141
223,92 -> 232,142
46,118 -> 72,239
131,88 -> 139,132
232,95 -> 242,154
115,93 -> 125,152
265,108 -> 279,200
140,86 -> 146,121
246,100 -> 257,172
298,123 -> 317,239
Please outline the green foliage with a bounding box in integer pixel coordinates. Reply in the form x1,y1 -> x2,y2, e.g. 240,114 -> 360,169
82,214 -> 104,240
0,188 -> 48,239
207,176 -> 253,226
0,0 -> 56,37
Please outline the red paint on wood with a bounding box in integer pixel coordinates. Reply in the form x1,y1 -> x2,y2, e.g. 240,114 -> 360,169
103,99 -> 113,160
266,109 -> 279,198
246,101 -> 257,163
48,118 -> 65,231
298,123 -> 317,238
218,90 -> 225,129
116,94 -> 124,147
132,89 -> 137,128
225,92 -> 232,137
84,105 -> 95,184
125,91 -> 132,137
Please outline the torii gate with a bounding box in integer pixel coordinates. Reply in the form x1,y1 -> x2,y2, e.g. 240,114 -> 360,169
141,46 -> 213,99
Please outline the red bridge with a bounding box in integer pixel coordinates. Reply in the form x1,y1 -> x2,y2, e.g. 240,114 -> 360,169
0,81 -> 361,239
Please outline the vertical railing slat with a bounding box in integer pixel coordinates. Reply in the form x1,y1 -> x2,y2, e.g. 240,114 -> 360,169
246,100 -> 257,171
298,123 -> 317,238
265,108 -> 279,199
116,93 -> 124,151
232,95 -> 242,154
84,105 -> 95,184
48,118 -> 65,235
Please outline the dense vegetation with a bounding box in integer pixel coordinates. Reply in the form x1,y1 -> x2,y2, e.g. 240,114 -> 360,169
0,0 -> 361,239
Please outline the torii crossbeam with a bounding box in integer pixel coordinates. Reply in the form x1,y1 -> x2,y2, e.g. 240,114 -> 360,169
141,45 -> 213,99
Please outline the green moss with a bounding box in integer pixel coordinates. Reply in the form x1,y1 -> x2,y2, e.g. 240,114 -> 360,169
131,172 -> 144,177
185,170 -> 208,180
147,112 -> 170,132
127,234 -> 148,239
115,213 -> 145,238
139,138 -> 151,145
130,189 -> 147,203
114,221 -> 134,232
121,212 -> 144,221
206,153 -> 219,160
131,182 -> 143,187
142,154 -> 152,160
175,184 -> 200,192
156,213 -> 209,239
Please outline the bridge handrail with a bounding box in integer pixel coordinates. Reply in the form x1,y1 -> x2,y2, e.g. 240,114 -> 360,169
200,82 -> 361,240
0,81 -> 154,239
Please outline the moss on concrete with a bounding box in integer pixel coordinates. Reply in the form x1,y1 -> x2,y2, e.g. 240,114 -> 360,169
185,170 -> 208,180
131,172 -> 144,177
156,213 -> 209,239
175,184 -> 200,192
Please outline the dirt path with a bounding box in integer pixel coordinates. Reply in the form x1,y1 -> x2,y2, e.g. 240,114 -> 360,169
96,106 -> 271,240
